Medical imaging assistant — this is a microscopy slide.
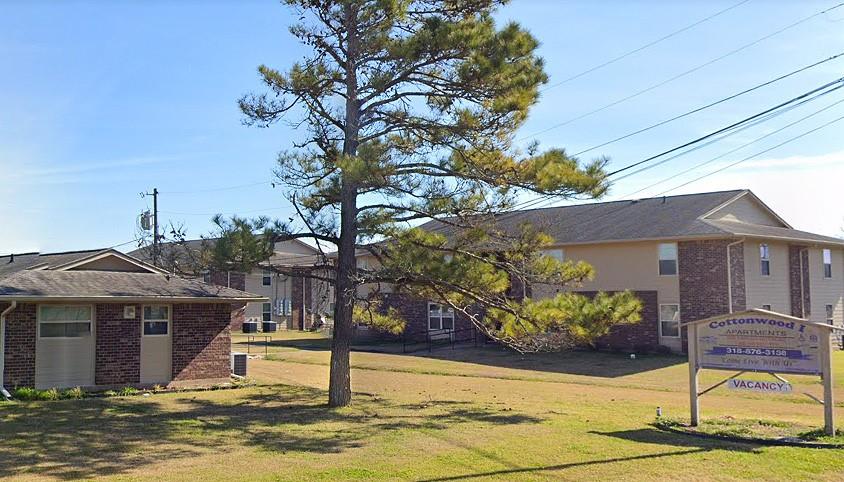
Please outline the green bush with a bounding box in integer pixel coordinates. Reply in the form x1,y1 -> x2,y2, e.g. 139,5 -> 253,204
116,386 -> 139,397
61,387 -> 85,400
13,387 -> 61,401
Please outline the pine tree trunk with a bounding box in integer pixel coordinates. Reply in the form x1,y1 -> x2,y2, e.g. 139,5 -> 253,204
328,2 -> 359,408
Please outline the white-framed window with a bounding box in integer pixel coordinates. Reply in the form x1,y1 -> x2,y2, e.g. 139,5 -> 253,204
761,304 -> 772,311
142,305 -> 170,336
823,249 -> 832,279
542,248 -> 565,262
658,243 -> 678,276
826,304 -> 834,325
659,304 -> 680,338
428,303 -> 454,331
262,302 -> 272,322
760,244 -> 770,276
262,269 -> 272,286
38,305 -> 93,338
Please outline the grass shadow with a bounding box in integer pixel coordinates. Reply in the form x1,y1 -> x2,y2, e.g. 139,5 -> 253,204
0,384 -> 542,480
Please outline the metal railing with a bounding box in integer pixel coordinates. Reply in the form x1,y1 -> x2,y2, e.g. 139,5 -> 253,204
246,335 -> 273,356
401,326 -> 492,353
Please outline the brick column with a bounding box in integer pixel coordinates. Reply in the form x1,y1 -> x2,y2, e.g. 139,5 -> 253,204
728,242 -> 746,313
2,302 -> 36,388
95,303 -> 141,385
789,245 -> 811,318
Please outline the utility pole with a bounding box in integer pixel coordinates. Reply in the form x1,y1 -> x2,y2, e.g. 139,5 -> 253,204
141,188 -> 160,265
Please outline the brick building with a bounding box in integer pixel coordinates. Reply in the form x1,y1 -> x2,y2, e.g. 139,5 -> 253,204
364,190 -> 844,352
0,249 -> 265,390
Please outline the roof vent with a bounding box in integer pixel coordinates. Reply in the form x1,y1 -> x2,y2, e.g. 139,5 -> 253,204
7,253 -> 13,264
662,196 -> 667,204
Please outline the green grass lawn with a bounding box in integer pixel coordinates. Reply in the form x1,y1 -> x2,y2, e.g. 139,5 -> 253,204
2,332 -> 844,481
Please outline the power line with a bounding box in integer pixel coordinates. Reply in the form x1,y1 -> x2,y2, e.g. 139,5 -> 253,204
159,207 -> 287,217
571,51 -> 844,157
500,76 -> 844,216
540,0 -> 752,92
619,94 -> 844,197
655,112 -> 844,196
160,180 -> 273,195
606,76 -> 844,177
520,1 -> 844,141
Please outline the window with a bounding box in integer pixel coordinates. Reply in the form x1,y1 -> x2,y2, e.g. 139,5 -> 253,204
658,243 -> 677,276
202,272 -> 211,283
659,304 -> 680,338
262,269 -> 272,286
262,302 -> 272,322
823,249 -> 832,279
428,303 -> 454,331
39,305 -> 92,338
143,305 -> 169,336
542,249 -> 565,262
760,244 -> 770,276
761,304 -> 772,311
826,304 -> 834,325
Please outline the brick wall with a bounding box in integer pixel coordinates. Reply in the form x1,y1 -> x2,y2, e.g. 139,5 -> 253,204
172,303 -> 231,381
729,242 -> 746,313
679,240 -> 735,351
290,270 -> 313,330
2,302 -> 36,387
373,293 -> 476,342
577,291 -> 659,351
789,245 -> 811,318
95,303 -> 141,386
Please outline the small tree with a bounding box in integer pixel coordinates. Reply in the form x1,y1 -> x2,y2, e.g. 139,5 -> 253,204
240,0 -> 641,407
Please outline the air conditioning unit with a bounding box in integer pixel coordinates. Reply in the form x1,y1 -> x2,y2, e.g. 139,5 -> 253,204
242,321 -> 259,334
231,352 -> 247,377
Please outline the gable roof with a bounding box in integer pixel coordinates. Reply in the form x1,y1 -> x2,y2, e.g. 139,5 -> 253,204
419,189 -> 844,247
423,190 -> 745,245
0,248 -> 158,279
0,270 -> 266,303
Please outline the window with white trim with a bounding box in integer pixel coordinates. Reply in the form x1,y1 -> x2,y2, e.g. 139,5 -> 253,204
262,302 -> 272,322
826,304 -> 834,325
659,304 -> 680,338
428,303 -> 454,331
760,244 -> 770,276
262,269 -> 272,286
823,249 -> 832,279
39,305 -> 92,338
658,243 -> 677,276
143,305 -> 170,336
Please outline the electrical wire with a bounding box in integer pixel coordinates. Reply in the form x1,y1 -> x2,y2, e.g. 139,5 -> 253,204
520,1 -> 844,141
540,0 -> 752,92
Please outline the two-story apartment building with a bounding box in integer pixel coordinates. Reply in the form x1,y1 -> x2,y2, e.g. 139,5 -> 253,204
132,238 -> 333,331
375,190 -> 844,352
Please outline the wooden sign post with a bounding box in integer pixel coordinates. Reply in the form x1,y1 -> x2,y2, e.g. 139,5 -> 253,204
684,309 -> 839,435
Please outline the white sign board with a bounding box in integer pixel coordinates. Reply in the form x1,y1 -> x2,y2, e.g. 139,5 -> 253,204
727,379 -> 792,393
697,315 -> 821,375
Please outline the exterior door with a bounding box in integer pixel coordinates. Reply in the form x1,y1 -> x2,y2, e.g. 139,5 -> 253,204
140,305 -> 172,384
35,305 -> 95,389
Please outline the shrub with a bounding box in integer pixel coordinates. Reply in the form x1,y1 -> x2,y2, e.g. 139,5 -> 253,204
13,387 -> 60,401
61,387 -> 85,400
117,386 -> 139,397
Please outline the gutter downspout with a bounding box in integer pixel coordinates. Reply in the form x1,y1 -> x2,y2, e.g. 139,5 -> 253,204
726,239 -> 745,314
0,301 -> 17,399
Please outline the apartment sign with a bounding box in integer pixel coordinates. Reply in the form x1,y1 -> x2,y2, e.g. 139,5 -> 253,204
685,309 -> 838,435
696,314 -> 821,375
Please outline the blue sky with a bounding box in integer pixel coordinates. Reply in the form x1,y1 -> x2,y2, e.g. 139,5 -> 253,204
2,0 -> 843,254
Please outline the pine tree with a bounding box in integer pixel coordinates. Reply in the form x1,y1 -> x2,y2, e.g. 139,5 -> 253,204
240,0 -> 641,407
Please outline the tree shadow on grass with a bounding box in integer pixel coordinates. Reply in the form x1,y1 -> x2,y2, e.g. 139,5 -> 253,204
417,427 -> 760,481
409,346 -> 686,378
0,384 -> 541,480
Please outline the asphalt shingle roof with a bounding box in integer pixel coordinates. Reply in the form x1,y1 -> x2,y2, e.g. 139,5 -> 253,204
0,270 -> 266,302
0,249 -> 107,279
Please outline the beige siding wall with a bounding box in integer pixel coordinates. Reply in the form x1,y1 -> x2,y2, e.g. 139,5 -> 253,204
707,195 -> 784,226
243,271 -> 294,323
68,257 -> 150,272
743,241 -> 790,313
808,248 -> 844,330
